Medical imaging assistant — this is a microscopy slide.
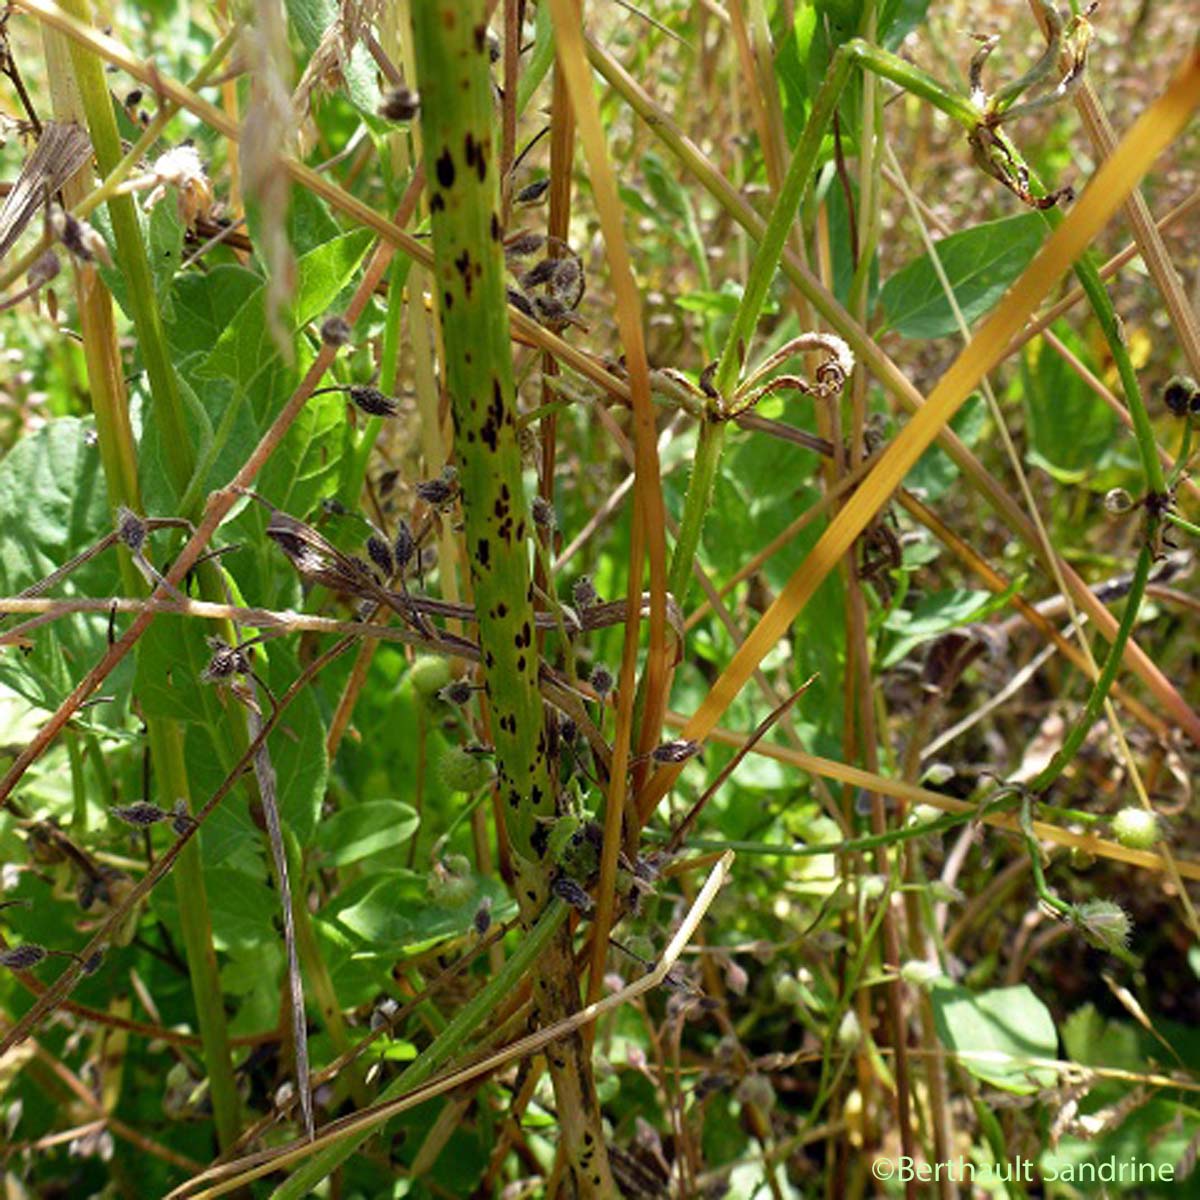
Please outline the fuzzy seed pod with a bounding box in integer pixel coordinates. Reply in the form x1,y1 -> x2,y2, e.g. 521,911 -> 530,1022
115,506 -> 147,552
438,744 -> 494,792
515,177 -> 549,205
651,739 -> 700,765
1111,807 -> 1159,850
365,535 -> 394,578
320,314 -> 352,347
589,665 -> 614,698
378,87 -> 420,121
409,656 -> 453,699
110,802 -> 169,827
0,944 -> 47,970
531,495 -> 556,529
349,385 -> 401,418
572,576 -> 596,608
438,679 -> 474,706
415,476 -> 455,506
392,520 -> 416,572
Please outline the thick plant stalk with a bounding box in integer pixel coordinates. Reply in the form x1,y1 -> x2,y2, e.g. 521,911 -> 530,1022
411,4 -> 615,1196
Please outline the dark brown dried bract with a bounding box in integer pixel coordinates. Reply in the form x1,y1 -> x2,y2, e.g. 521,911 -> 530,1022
0,944 -> 47,970
1163,375 -> 1199,418
365,535 -> 394,578
551,875 -> 593,915
349,385 -> 401,418
589,665 -> 614,697
115,505 -> 146,552
201,636 -> 251,683
393,520 -> 416,572
110,801 -> 169,827
573,576 -> 597,609
651,739 -> 701,765
515,177 -> 550,205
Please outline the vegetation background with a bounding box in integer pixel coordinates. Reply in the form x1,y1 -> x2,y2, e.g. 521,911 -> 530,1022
0,0 -> 1197,1197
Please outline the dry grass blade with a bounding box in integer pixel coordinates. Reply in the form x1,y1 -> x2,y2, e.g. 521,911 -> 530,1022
0,120 -> 91,259
638,46 -> 1200,823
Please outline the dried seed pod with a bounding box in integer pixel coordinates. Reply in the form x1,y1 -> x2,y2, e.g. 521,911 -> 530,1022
651,739 -> 701,765
551,874 -> 593,915
378,87 -> 420,121
589,665 -> 614,698
365,535 -> 394,578
531,495 -> 556,529
110,801 -> 169,827
348,385 -> 401,418
115,506 -> 147,552
28,250 -> 60,287
0,944 -> 47,970
81,948 -> 105,975
1163,375 -> 1198,417
393,520 -> 416,572
515,177 -> 550,205
49,204 -> 111,266
473,895 -> 493,935
572,576 -> 597,609
200,636 -> 250,682
415,475 -> 457,507
504,231 -> 545,258
506,285 -> 535,318
320,314 -> 353,347
370,997 -> 399,1031
171,800 -> 196,835
438,679 -> 475,706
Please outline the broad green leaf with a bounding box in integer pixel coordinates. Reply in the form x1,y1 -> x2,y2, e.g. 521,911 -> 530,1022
314,799 -> 419,866
880,212 -> 1046,339
151,866 -> 278,950
930,982 -> 1058,1093
1022,324 -> 1123,484
164,264 -> 261,361
0,420 -> 131,716
324,870 -> 511,952
880,580 -> 1020,667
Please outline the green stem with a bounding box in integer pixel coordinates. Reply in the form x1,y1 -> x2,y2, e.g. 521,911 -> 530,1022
1029,541 -> 1155,794
667,45 -> 856,610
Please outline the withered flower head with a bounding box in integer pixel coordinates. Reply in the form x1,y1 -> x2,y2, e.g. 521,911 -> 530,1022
349,385 -> 401,418
589,665 -> 614,697
115,506 -> 147,552
49,204 -> 112,266
320,314 -> 353,347
365,534 -> 394,578
0,944 -> 47,971
145,144 -> 214,228
393,520 -> 416,571
573,576 -> 597,609
110,801 -> 169,827
201,636 -> 251,683
651,739 -> 701,765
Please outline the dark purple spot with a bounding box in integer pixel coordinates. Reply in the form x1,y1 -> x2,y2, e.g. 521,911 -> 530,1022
436,148 -> 455,188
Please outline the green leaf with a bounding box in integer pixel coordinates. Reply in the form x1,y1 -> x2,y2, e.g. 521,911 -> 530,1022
0,420 -> 130,716
880,580 -> 1020,668
1022,323 -> 1122,484
324,870 -> 511,952
880,212 -> 1046,339
152,866 -> 278,951
314,800 -> 419,866
930,982 -> 1058,1093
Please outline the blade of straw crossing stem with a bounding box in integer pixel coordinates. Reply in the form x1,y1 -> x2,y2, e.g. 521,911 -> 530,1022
547,0 -> 669,1013
638,47 -> 1200,823
546,0 -> 668,705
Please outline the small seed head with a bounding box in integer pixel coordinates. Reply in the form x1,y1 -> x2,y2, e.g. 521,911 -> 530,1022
473,896 -> 493,935
1104,488 -> 1133,515
393,520 -> 416,572
1163,375 -> 1198,418
378,87 -> 420,121
348,385 -> 401,418
515,177 -> 549,205
115,506 -> 146,552
531,496 -> 556,529
110,802 -> 169,827
651,739 -> 701,765
0,944 -> 47,970
1111,807 -> 1159,850
551,875 -> 593,915
589,665 -> 614,698
438,679 -> 474,706
320,314 -> 352,347
365,535 -> 394,578
572,576 -> 597,608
